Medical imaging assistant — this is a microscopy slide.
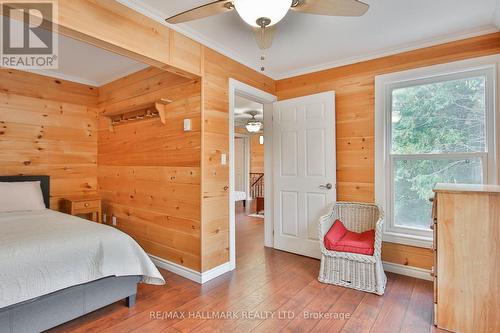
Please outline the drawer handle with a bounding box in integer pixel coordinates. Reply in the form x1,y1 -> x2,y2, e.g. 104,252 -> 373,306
84,203 -> 89,208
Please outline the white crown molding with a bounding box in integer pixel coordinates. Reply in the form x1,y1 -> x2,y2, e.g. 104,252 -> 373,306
275,25 -> 499,80
118,0 -> 498,81
149,254 -> 232,284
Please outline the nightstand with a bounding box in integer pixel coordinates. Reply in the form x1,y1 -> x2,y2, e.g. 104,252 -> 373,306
62,195 -> 102,223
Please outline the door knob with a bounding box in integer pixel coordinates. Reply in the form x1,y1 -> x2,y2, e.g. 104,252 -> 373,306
319,183 -> 333,190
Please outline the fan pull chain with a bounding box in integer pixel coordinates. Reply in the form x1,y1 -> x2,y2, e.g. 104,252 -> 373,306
260,55 -> 266,72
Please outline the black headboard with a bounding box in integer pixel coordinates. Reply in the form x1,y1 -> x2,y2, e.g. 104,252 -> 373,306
0,175 -> 50,208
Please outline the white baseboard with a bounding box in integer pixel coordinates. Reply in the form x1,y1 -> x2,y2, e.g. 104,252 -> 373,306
149,254 -> 232,284
149,255 -> 201,283
383,261 -> 432,281
150,255 -> 430,284
200,262 -> 233,284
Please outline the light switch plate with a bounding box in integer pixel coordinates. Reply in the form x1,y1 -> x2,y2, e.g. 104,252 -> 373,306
221,153 -> 227,165
183,119 -> 192,131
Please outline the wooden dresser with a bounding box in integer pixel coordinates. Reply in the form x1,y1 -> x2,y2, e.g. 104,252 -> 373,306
432,183 -> 499,333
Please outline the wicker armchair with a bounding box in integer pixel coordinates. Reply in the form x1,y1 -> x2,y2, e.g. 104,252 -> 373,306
318,202 -> 386,295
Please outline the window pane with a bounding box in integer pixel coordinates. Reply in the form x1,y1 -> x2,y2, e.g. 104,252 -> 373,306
392,76 -> 486,154
393,157 -> 482,230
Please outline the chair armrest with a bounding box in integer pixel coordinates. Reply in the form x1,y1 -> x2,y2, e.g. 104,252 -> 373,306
318,206 -> 336,240
373,212 -> 385,258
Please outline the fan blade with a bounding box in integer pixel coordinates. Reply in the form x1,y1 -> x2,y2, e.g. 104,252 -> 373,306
166,1 -> 234,24
291,0 -> 369,17
254,26 -> 275,50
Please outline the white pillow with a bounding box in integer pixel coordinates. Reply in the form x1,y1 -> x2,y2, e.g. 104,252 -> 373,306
0,181 -> 47,212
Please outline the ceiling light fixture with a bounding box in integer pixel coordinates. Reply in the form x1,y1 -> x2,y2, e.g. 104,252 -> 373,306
166,0 -> 369,50
233,0 -> 292,28
245,111 -> 262,133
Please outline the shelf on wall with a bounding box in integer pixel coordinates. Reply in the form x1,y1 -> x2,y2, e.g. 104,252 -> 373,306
104,98 -> 172,131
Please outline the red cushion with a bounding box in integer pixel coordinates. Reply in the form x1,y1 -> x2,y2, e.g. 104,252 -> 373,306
324,219 -> 347,250
324,220 -> 375,255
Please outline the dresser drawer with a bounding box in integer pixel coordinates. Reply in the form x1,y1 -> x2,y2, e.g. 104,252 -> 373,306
73,200 -> 100,211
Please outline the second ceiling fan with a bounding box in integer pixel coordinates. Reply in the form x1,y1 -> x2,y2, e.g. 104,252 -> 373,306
166,0 -> 369,49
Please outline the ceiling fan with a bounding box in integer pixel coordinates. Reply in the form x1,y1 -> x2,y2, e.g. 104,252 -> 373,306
244,111 -> 263,133
166,0 -> 369,50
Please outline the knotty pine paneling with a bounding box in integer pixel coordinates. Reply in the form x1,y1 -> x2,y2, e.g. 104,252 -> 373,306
201,47 -> 275,271
98,67 -> 202,271
250,134 -> 264,174
0,69 -> 98,209
276,32 -> 500,269
169,30 -> 202,77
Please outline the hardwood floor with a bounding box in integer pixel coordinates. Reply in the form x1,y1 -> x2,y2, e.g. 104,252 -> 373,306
49,203 -> 441,333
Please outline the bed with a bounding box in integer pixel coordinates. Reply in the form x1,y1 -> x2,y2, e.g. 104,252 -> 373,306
0,176 -> 165,333
234,191 -> 247,207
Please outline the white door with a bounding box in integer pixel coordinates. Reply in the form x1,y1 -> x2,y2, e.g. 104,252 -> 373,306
273,91 -> 336,259
234,137 -> 245,192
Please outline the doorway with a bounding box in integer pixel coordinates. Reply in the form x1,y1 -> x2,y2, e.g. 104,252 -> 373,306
229,79 -> 277,270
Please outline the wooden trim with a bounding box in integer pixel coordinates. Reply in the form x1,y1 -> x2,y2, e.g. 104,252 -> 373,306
2,0 -> 201,80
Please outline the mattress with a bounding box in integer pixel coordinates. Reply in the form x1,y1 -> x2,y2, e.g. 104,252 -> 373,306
0,209 -> 165,308
234,191 -> 247,201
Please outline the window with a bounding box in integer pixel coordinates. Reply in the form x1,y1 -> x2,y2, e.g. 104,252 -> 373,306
376,57 -> 497,247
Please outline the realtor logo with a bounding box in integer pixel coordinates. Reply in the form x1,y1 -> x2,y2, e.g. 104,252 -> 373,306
0,1 -> 58,69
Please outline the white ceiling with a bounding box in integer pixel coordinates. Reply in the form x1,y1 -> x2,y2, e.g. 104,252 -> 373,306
121,0 -> 499,79
30,33 -> 148,86
234,95 -> 263,128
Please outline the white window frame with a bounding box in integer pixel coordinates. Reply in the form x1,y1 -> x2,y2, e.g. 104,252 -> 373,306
375,55 -> 498,248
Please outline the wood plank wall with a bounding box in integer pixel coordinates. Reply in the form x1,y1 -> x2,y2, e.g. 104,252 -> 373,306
97,67 -> 202,271
0,69 -> 99,209
201,47 -> 275,271
276,32 -> 500,269
250,134 -> 264,174
234,129 -> 265,173
13,0 -> 497,274
2,11 -> 498,275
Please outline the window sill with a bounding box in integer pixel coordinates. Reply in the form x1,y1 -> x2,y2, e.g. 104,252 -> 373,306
382,231 -> 433,249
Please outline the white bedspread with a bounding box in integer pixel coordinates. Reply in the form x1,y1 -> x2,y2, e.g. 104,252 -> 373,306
0,209 -> 165,308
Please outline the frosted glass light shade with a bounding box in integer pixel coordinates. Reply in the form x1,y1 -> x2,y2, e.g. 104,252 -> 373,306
246,121 -> 262,133
233,0 -> 292,27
